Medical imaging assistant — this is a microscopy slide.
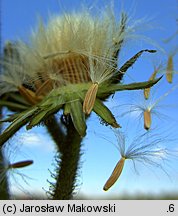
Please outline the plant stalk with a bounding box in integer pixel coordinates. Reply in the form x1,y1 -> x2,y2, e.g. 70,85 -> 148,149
52,116 -> 83,200
0,107 -> 10,199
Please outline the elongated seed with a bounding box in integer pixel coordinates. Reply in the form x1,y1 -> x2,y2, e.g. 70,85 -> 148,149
83,83 -> 99,115
51,53 -> 90,84
166,55 -> 173,83
35,79 -> 53,96
18,86 -> 42,105
144,68 -> 158,100
103,157 -> 125,191
144,109 -> 151,130
9,160 -> 33,169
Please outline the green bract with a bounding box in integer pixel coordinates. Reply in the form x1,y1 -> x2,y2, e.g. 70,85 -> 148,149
0,75 -> 161,146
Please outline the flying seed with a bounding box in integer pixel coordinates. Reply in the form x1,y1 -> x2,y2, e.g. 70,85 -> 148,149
144,68 -> 158,100
8,160 -> 33,169
83,83 -> 99,115
143,109 -> 151,130
166,55 -> 173,83
103,157 -> 125,191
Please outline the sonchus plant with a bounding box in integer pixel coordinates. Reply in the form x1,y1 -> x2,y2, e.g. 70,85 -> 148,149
0,6 -> 162,199
0,9 -> 161,144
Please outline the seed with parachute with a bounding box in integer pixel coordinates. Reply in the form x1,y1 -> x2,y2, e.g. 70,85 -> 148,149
103,157 -> 125,191
103,130 -> 168,191
143,109 -> 151,130
8,160 -> 33,169
144,67 -> 159,100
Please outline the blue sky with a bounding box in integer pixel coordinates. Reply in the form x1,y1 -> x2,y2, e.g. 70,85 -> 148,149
1,0 -> 178,199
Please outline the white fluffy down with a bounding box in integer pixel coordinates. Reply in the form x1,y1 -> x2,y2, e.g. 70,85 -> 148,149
0,8 -> 131,95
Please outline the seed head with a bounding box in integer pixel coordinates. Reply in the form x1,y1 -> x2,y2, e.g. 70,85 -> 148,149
0,5 -> 160,140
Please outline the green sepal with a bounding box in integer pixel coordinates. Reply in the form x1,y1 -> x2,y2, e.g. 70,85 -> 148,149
63,103 -> 71,115
27,109 -> 51,129
0,113 -> 19,123
0,100 -> 28,110
119,49 -> 156,74
0,107 -> 38,147
7,92 -> 31,106
27,95 -> 65,129
70,100 -> 87,137
99,76 -> 162,97
93,98 -> 121,128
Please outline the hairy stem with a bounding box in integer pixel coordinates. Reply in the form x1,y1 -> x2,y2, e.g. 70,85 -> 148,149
52,117 -> 83,200
45,115 -> 65,152
0,107 -> 10,199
